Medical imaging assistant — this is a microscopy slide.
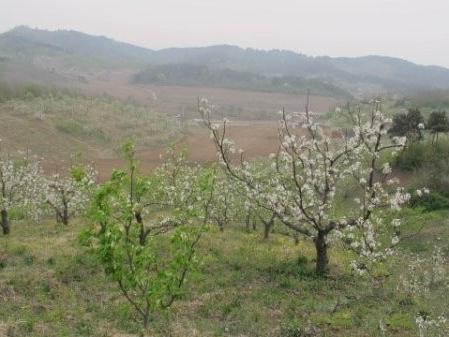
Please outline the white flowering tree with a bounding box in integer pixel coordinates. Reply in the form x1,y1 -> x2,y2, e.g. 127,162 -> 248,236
209,174 -> 233,232
233,160 -> 281,239
207,169 -> 278,239
0,152 -> 42,235
44,163 -> 97,225
201,97 -> 410,274
207,172 -> 248,232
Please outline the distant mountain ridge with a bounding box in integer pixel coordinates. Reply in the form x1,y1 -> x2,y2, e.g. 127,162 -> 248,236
0,25 -> 154,66
2,26 -> 449,97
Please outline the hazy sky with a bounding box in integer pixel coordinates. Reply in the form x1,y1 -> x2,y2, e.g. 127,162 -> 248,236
1,0 -> 449,67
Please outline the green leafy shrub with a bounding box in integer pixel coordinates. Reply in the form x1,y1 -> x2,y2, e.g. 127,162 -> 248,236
395,142 -> 429,171
402,139 -> 449,211
409,191 -> 449,212
389,108 -> 424,141
395,139 -> 449,171
85,143 -> 214,330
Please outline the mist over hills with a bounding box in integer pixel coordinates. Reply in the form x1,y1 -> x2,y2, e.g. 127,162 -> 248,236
2,25 -> 449,97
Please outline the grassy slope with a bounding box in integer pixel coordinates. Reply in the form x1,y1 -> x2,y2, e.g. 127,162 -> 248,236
0,208 -> 447,337
0,86 -> 339,180
0,94 -> 178,152
0,93 -> 180,180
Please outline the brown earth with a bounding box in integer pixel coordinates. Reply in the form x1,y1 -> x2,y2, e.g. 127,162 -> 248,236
92,121 -> 282,180
77,70 -> 340,118
1,69 -> 341,180
80,72 -> 339,179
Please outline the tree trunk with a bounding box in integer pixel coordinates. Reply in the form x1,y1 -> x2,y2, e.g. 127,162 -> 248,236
58,198 -> 69,225
263,221 -> 272,240
245,211 -> 251,231
56,210 -> 69,226
262,215 -> 275,240
135,211 -> 147,246
62,204 -> 69,226
142,306 -> 150,332
314,231 -> 329,275
1,209 -> 10,235
218,220 -> 224,232
142,313 -> 149,330
293,233 -> 299,245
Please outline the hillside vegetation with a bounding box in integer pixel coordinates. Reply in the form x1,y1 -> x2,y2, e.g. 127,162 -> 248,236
1,92 -> 449,337
133,64 -> 350,98
1,25 -> 449,337
0,26 -> 153,68
2,26 -> 449,97
0,207 -> 447,336
0,85 -> 179,162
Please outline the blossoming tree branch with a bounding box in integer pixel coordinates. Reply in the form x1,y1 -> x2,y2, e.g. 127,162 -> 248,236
200,96 -> 413,274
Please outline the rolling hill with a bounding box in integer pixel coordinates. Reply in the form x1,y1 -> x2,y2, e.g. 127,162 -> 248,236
2,26 -> 449,97
132,63 -> 350,98
0,25 -> 153,67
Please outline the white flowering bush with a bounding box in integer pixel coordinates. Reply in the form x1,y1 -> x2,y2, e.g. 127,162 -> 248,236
155,146 -> 201,208
208,173 -> 234,232
201,97 -> 410,274
398,248 -> 448,296
43,163 -> 97,225
207,171 -> 252,233
397,248 -> 449,337
0,151 -> 43,235
416,314 -> 449,337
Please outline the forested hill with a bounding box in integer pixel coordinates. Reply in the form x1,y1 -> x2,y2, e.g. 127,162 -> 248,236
2,26 -> 449,96
132,63 -> 350,98
0,25 -> 153,66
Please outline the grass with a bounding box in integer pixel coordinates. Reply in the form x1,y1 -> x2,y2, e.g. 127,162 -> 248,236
0,92 -> 180,161
53,119 -> 110,142
0,209 -> 448,336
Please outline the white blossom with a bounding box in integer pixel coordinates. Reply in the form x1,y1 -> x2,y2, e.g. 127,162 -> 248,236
201,98 -> 408,274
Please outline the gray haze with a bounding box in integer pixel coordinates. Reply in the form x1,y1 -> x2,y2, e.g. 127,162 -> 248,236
1,0 -> 449,67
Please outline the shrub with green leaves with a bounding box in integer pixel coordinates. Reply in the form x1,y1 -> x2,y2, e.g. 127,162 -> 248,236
409,191 -> 449,212
395,139 -> 449,172
86,143 -> 214,330
389,107 -> 424,142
